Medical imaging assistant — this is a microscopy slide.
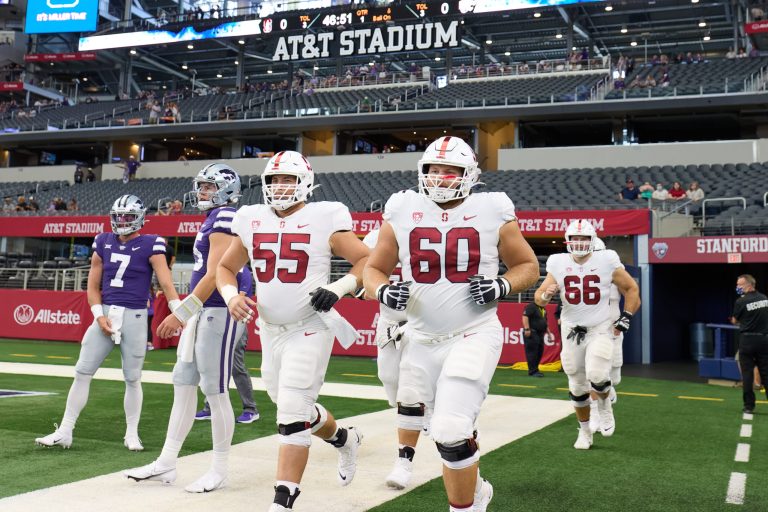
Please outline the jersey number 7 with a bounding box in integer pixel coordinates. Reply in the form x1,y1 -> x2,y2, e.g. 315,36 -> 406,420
252,233 -> 310,283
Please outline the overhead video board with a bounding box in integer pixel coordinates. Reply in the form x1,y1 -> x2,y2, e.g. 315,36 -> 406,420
26,0 -> 99,34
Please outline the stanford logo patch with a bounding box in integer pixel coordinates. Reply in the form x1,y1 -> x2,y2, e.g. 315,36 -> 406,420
263,18 -> 273,33
412,212 -> 423,224
652,242 -> 669,259
251,220 -> 261,231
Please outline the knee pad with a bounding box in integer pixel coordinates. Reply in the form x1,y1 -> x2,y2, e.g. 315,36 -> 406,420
567,373 -> 589,399
436,437 -> 480,470
430,413 -> 474,445
569,391 -> 590,408
278,420 -> 312,447
276,389 -> 313,426
590,380 -> 612,393
396,402 -> 425,431
309,403 -> 328,434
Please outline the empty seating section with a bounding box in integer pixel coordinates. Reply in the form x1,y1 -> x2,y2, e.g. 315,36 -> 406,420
606,57 -> 768,99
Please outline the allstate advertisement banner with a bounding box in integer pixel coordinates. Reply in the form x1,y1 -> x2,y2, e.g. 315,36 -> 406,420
10,290 -> 561,365
26,0 -> 99,35
649,235 -> 768,264
2,290 -> 89,341
0,210 -> 648,238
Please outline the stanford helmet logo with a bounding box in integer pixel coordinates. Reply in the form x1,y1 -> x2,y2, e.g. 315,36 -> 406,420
14,304 -> 34,326
263,18 -> 273,33
412,212 -> 423,224
652,242 -> 669,259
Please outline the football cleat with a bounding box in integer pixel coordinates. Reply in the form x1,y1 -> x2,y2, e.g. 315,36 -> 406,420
597,398 -> 616,437
124,434 -> 144,451
337,426 -> 362,486
385,457 -> 414,490
124,461 -> 177,484
268,505 -> 290,512
184,470 -> 226,493
574,427 -> 593,450
35,424 -> 72,449
609,386 -> 618,404
473,479 -> 494,512
588,400 -> 600,434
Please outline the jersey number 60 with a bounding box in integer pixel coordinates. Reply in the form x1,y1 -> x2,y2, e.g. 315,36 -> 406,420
409,227 -> 480,283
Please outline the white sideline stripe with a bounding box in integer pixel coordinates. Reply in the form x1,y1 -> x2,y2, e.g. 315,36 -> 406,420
743,413 -> 754,421
734,443 -> 751,463
740,424 -> 753,438
0,362 -> 388,401
725,472 -> 747,505
0,393 -> 573,512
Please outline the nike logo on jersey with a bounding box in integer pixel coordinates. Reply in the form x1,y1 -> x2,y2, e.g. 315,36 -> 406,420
132,247 -> 141,251
463,215 -> 477,221
297,224 -> 310,229
304,331 -> 316,336
464,332 -> 477,338
590,268 -> 597,272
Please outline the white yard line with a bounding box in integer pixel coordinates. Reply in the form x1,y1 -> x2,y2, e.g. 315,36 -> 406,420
740,424 -> 753,438
734,443 -> 751,463
743,413 -> 753,421
725,472 -> 747,505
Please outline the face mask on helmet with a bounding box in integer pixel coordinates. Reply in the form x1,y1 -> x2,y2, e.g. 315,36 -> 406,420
190,163 -> 242,211
417,136 -> 480,203
564,220 -> 597,257
110,195 -> 146,235
261,151 -> 317,210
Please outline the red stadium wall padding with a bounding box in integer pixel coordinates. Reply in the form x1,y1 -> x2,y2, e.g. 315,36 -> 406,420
7,291 -> 561,365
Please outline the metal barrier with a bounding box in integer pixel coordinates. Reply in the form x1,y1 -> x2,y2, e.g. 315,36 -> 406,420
702,196 -> 746,226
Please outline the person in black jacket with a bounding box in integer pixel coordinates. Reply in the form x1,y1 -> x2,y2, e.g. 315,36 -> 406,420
731,274 -> 768,413
522,301 -> 552,377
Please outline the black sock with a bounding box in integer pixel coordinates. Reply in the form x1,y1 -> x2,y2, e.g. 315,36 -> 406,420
325,427 -> 348,448
398,445 -> 416,461
273,485 -> 301,508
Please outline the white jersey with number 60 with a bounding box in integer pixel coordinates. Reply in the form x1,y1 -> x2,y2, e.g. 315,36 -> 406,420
545,250 -> 623,328
384,190 -> 516,335
231,201 -> 352,325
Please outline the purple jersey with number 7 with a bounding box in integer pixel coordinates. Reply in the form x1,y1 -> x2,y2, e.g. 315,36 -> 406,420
92,232 -> 166,309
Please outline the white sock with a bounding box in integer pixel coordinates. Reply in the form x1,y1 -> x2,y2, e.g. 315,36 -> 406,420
579,420 -> 591,430
157,385 -> 197,468
207,392 -> 235,475
60,373 -> 93,434
124,379 -> 143,438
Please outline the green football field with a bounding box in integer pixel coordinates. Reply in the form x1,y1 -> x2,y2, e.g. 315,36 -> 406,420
1,338 -> 766,511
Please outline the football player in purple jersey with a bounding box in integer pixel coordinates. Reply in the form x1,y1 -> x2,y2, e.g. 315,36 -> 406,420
35,194 -> 180,451
124,163 -> 248,493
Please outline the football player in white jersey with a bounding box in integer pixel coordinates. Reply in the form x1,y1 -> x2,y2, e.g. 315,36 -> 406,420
217,151 -> 370,512
535,220 -> 640,450
588,237 -> 623,434
362,228 -> 424,490
364,136 -> 539,512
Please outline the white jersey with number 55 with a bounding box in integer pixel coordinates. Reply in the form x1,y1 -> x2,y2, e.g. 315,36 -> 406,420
384,189 -> 516,335
545,250 -> 623,328
231,201 -> 352,325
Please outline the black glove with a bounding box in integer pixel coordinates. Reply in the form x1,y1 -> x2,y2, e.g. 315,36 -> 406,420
377,281 -> 411,311
614,311 -> 633,333
567,326 -> 588,345
309,287 -> 340,312
468,275 -> 511,305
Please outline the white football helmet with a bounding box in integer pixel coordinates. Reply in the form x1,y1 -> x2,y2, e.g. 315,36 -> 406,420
417,136 -> 480,203
565,220 -> 597,257
191,163 -> 241,211
261,150 -> 317,210
110,194 -> 146,235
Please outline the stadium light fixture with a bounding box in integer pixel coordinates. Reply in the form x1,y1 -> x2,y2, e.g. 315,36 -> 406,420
504,49 -> 511,56
162,85 -> 167,89
147,75 -> 152,80
533,11 -> 541,18
267,67 -> 273,74
703,32 -> 711,41
216,72 -> 223,78
238,39 -> 245,45
698,19 -> 706,27
129,48 -> 137,55
181,63 -> 188,70
435,55 -> 441,61
630,40 -> 637,46
572,46 -> 577,51
187,43 -> 194,49
234,59 -> 239,65
82,77 -> 88,82
620,26 -> 627,34
691,0 -> 699,3
486,37 -> 493,45
555,31 -> 563,39
605,4 -> 613,11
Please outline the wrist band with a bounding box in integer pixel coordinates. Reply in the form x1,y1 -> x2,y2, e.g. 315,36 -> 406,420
324,274 -> 358,298
168,299 -> 181,312
172,294 -> 203,324
220,284 -> 239,306
91,304 -> 104,320
541,292 -> 552,301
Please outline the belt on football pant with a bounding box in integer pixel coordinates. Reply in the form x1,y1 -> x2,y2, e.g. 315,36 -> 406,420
260,315 -> 319,334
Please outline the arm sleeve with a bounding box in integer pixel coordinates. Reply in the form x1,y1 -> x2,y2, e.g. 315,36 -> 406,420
210,208 -> 235,235
152,236 -> 167,256
330,203 -> 353,232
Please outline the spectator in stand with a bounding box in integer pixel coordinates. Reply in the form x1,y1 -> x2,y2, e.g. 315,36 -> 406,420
618,179 -> 639,201
652,183 -> 669,201
3,197 -> 14,213
668,181 -> 686,200
86,168 -> 96,182
750,47 -> 760,58
157,201 -> 172,216
169,200 -> 182,215
68,197 -> 79,211
638,181 -> 654,200
15,196 -> 26,211
361,96 -> 372,112
27,196 -> 39,212
123,155 -> 141,181
726,47 -> 737,59
148,100 -> 161,124
686,181 -> 705,202
660,69 -> 670,87
74,166 -> 84,184
47,198 -> 57,211
738,47 -> 747,58
55,197 -> 67,211
406,141 -> 417,152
